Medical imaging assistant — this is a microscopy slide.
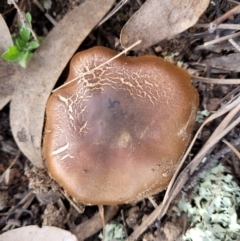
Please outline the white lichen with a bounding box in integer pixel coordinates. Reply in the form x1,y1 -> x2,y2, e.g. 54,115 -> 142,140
178,163 -> 240,241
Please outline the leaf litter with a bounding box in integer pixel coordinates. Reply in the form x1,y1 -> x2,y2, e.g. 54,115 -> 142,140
10,0 -> 115,168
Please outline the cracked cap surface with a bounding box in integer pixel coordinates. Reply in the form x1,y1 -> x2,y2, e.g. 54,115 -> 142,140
43,46 -> 199,205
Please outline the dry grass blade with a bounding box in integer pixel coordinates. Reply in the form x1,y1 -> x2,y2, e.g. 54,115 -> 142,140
52,40 -> 141,92
97,0 -> 129,27
209,4 -> 240,32
195,31 -> 240,50
7,0 -> 38,42
128,96 -> 240,240
195,23 -> 240,31
222,139 -> 240,159
192,76 -> 240,85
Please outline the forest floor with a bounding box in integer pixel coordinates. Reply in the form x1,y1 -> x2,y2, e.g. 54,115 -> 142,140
1,0 -> 240,240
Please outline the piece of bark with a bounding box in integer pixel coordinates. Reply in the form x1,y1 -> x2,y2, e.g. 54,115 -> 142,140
73,206 -> 119,241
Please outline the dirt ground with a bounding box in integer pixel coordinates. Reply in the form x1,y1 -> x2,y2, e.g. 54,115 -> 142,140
1,0 -> 240,240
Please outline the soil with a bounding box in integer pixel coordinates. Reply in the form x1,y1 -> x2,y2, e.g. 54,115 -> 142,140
1,0 -> 240,240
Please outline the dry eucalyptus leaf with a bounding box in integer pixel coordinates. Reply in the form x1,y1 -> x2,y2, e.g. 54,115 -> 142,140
10,0 -> 115,168
120,0 -> 210,50
0,225 -> 77,241
0,14 -> 24,110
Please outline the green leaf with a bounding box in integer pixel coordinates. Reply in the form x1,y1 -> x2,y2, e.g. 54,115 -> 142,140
15,38 -> 25,50
19,52 -> 33,68
25,12 -> 32,26
25,40 -> 39,51
1,46 -> 22,61
20,27 -> 31,42
38,36 -> 44,44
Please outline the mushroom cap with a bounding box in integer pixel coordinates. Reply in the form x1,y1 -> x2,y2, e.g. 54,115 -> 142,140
43,46 -> 199,205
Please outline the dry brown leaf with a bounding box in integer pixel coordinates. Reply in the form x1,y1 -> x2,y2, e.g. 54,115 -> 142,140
0,225 -> 77,241
120,0 -> 210,50
10,0 -> 115,168
0,14 -> 24,110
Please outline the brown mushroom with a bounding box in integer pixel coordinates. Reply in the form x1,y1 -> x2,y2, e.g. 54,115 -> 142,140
43,46 -> 199,205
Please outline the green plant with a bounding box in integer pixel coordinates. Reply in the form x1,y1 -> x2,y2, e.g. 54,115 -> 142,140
99,223 -> 126,241
2,12 -> 40,68
178,163 -> 240,241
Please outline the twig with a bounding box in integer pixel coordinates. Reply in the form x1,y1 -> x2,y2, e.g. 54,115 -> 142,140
209,4 -> 240,33
32,0 -> 57,26
60,190 -> 84,214
148,197 -> 158,209
192,76 -> 240,84
73,206 -> 119,241
195,23 -> 240,31
204,31 -> 240,46
8,0 -> 39,42
228,38 -> 240,51
97,0 -> 129,27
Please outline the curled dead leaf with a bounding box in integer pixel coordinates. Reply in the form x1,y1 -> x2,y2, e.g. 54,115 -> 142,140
120,0 -> 210,50
10,0 -> 115,168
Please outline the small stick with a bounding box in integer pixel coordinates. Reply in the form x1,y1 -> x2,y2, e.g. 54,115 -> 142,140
209,4 -> 240,33
97,0 -> 129,27
60,190 -> 84,213
195,23 -> 240,31
148,197 -> 158,208
228,38 -> 240,51
32,0 -> 58,26
192,76 -> 240,85
204,31 -> 240,46
98,205 -> 105,241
